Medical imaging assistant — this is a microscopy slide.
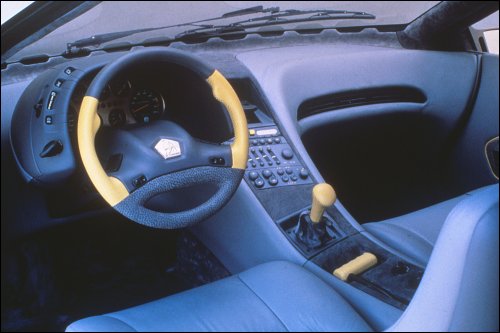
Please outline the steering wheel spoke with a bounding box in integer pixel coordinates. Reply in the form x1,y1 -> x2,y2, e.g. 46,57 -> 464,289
98,120 -> 233,192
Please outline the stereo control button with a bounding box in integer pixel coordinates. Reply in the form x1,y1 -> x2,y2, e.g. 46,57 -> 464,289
262,169 -> 272,178
281,149 -> 294,160
248,171 -> 259,181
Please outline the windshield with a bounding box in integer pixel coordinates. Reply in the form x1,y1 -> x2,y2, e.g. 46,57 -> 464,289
5,1 -> 439,62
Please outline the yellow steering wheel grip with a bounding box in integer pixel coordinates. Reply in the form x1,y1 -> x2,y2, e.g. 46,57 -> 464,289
206,70 -> 249,170
77,69 -> 248,207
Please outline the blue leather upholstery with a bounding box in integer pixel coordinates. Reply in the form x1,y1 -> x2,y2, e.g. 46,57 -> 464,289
67,184 -> 498,332
363,184 -> 496,266
66,261 -> 373,332
389,183 -> 499,331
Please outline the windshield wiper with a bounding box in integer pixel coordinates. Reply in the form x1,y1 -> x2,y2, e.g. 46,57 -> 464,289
66,6 -> 374,54
176,9 -> 375,39
66,5 -> 279,53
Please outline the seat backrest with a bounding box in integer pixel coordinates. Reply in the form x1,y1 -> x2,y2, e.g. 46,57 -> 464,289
388,184 -> 499,331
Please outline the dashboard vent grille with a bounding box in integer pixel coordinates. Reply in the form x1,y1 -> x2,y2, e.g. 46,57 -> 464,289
298,87 -> 426,120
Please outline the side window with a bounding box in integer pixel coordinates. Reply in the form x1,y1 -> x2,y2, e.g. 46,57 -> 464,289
483,30 -> 499,54
471,11 -> 499,54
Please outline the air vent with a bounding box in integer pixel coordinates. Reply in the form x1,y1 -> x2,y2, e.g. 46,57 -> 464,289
102,42 -> 133,52
19,54 -> 49,65
298,87 -> 426,120
143,37 -> 172,47
258,26 -> 285,37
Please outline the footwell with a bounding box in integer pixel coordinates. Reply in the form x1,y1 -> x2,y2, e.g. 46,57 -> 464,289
1,214 -> 229,332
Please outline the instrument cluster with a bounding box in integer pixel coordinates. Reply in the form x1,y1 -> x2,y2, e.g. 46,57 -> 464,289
71,76 -> 166,127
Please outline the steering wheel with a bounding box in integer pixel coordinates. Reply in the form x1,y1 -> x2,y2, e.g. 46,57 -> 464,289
77,48 -> 248,229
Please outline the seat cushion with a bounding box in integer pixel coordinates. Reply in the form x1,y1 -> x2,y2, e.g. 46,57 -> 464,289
363,184 -> 497,266
66,261 -> 373,332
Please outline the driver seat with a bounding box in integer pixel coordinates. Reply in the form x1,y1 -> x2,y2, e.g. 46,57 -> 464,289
66,184 -> 498,332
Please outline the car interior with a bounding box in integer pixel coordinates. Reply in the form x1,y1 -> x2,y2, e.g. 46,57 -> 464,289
1,1 -> 498,332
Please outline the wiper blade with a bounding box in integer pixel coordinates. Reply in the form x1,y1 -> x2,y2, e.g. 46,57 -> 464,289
66,5 -> 279,53
222,5 -> 279,18
176,9 -> 375,39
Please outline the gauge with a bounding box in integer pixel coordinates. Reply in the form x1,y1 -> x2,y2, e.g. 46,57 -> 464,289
100,84 -> 111,100
108,109 -> 126,127
129,89 -> 165,123
111,79 -> 132,97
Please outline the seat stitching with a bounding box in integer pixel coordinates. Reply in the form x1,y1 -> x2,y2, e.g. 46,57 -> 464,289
236,275 -> 290,332
100,315 -> 138,332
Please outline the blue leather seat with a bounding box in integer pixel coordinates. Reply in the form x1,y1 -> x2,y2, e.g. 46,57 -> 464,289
363,184 -> 497,266
66,261 -> 373,332
67,184 -> 498,332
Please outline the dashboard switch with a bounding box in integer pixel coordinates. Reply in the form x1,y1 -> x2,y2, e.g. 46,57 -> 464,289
54,79 -> 64,88
254,178 -> 264,188
248,171 -> 259,181
133,175 -> 147,188
47,91 -> 57,110
269,177 -> 278,186
299,168 -> 309,179
45,116 -> 53,125
210,157 -> 226,166
40,140 -> 63,158
281,148 -> 294,160
262,169 -> 272,178
64,67 -> 75,75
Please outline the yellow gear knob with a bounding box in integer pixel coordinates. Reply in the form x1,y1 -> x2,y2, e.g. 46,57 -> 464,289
310,183 -> 336,223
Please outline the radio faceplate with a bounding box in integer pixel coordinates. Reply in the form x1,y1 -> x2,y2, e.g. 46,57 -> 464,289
244,126 -> 312,189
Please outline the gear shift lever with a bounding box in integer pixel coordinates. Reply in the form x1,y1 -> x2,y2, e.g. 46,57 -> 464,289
310,183 -> 336,223
294,183 -> 337,249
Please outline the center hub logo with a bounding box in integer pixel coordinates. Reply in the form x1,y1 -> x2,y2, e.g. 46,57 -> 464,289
154,139 -> 181,160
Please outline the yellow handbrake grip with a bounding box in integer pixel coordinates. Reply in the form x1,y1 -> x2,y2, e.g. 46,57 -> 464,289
333,252 -> 378,281
78,96 -> 129,206
207,70 -> 249,169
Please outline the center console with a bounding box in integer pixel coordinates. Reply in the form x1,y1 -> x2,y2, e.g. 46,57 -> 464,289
235,82 -> 424,311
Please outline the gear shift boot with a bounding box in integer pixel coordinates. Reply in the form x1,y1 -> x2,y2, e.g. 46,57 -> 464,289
294,211 -> 336,249
293,183 -> 340,250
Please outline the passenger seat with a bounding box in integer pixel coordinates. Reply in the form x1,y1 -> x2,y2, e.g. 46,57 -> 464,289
363,184 -> 498,266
